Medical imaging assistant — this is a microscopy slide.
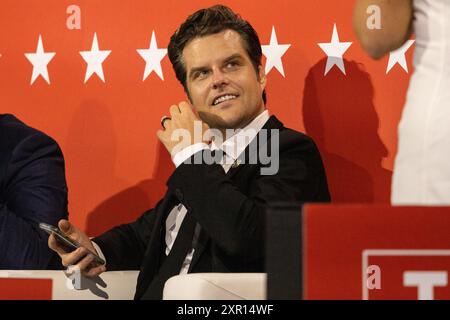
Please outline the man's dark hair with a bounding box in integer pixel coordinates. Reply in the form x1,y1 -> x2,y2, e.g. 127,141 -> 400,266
168,4 -> 267,104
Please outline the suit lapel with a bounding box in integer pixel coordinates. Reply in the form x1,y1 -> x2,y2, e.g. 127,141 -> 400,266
141,210 -> 197,299
134,190 -> 178,299
187,225 -> 210,272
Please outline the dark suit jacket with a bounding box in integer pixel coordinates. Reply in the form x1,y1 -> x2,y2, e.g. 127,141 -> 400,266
94,116 -> 330,299
0,114 -> 68,269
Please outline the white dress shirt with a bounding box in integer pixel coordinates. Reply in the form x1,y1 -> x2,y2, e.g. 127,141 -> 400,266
94,110 -> 270,274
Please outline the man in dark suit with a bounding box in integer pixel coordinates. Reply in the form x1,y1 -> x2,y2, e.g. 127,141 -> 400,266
48,5 -> 330,299
0,114 -> 68,269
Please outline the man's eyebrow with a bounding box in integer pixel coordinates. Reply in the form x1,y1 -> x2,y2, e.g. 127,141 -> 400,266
188,66 -> 209,79
223,53 -> 244,63
188,54 -> 245,77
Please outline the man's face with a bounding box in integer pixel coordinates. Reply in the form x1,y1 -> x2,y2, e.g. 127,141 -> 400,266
182,29 -> 267,131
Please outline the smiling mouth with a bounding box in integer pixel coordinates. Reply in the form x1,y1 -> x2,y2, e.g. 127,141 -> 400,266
212,94 -> 239,106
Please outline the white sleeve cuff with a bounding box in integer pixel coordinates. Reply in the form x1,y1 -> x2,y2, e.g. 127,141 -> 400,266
172,143 -> 209,167
91,240 -> 106,264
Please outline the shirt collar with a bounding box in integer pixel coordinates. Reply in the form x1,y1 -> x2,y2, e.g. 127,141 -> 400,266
210,110 -> 270,161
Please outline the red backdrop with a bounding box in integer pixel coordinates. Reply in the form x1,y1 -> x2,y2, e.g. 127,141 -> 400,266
0,0 -> 413,236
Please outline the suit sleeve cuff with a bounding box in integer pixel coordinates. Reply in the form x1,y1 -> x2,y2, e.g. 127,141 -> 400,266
172,143 -> 210,167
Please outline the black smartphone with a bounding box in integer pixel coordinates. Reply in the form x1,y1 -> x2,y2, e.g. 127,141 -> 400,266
39,222 -> 105,266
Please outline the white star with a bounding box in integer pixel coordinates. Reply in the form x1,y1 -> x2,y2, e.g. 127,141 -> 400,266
386,40 -> 415,74
318,24 -> 352,76
261,26 -> 291,77
79,33 -> 111,83
137,31 -> 167,81
24,35 -> 56,85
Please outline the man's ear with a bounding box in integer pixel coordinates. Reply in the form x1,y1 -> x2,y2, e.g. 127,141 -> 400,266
258,65 -> 267,90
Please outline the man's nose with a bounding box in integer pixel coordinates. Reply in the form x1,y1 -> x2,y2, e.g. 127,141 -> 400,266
211,70 -> 229,89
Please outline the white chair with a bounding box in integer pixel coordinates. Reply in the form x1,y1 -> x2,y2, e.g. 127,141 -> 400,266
163,273 -> 267,300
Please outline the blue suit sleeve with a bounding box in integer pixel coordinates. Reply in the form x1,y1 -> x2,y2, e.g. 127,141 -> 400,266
0,132 -> 68,269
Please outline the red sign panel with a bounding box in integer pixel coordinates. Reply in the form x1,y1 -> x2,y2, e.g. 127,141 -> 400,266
303,205 -> 450,300
0,278 -> 53,300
